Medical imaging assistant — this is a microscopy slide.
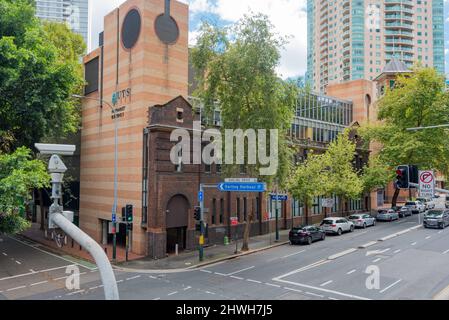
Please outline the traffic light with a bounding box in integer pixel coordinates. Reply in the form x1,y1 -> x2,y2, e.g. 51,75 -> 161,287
194,206 -> 201,221
125,204 -> 133,223
396,165 -> 409,189
409,165 -> 419,185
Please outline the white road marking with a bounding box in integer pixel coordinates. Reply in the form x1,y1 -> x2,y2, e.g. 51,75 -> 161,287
438,231 -> 443,234
183,286 -> 192,291
29,269 -> 35,273
282,250 -> 306,259
426,236 -> 432,240
273,278 -> 370,300
30,281 -> 48,286
284,287 -> 303,293
205,291 -> 215,295
167,291 -> 178,296
394,249 -> 401,254
214,272 -> 227,276
15,260 -> 21,265
265,283 -> 281,288
66,290 -> 85,296
274,259 -> 330,279
346,269 -> 356,275
0,265 -> 76,281
328,248 -> 358,260
372,258 -> 382,263
411,242 -> 417,246
153,297 -> 161,300
126,275 -> 141,281
149,276 -> 157,279
230,276 -> 244,280
442,249 -> 449,255
306,291 -> 324,298
116,280 -> 124,283
320,280 -> 333,287
380,279 -> 402,294
328,297 -> 339,300
247,279 -> 262,284
53,272 -> 86,281
7,285 -> 26,292
200,269 -> 212,274
227,266 -> 255,276
2,252 -> 7,256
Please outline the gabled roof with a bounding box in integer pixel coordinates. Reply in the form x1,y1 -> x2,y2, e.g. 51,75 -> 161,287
382,57 -> 410,74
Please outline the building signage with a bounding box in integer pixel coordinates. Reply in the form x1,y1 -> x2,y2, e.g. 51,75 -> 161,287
111,88 -> 131,119
230,217 -> 238,226
218,182 -> 266,193
270,194 -> 288,201
419,170 -> 435,198
225,178 -> 258,183
322,198 -> 335,208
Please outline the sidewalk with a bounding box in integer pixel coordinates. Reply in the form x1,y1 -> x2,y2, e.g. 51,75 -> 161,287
117,230 -> 290,272
20,223 -> 144,264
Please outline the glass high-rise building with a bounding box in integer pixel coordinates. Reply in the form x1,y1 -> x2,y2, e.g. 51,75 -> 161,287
306,0 -> 445,93
35,0 -> 89,48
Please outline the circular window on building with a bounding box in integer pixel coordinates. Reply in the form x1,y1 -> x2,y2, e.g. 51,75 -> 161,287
122,9 -> 141,50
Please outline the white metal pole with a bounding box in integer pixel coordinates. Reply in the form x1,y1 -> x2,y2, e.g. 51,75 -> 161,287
52,213 -> 119,300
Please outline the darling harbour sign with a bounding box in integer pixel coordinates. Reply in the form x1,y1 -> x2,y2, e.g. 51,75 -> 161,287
170,121 -> 279,176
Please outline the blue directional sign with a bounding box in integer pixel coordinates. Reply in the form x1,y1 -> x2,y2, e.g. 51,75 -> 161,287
112,214 -> 117,223
198,191 -> 204,202
270,194 -> 288,201
218,182 -> 266,192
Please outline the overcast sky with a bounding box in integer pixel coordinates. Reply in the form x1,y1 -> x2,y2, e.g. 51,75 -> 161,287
90,0 -> 449,79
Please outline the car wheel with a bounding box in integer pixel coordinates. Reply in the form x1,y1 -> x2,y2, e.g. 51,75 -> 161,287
350,225 -> 354,232
440,223 -> 445,230
307,237 -> 312,245
363,223 -> 367,229
372,220 -> 376,226
321,233 -> 326,241
337,228 -> 342,236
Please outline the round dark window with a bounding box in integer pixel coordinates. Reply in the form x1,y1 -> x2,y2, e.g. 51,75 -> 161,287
122,9 -> 141,49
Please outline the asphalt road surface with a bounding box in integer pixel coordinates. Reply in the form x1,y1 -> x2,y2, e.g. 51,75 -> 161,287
2,204 -> 449,300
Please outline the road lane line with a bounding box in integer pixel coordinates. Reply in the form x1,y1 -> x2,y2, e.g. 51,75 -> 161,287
328,297 -> 339,300
167,291 -> 178,296
7,285 -> 26,291
306,291 -> 324,298
438,231 -> 443,234
274,259 -> 330,280
183,286 -> 191,291
200,269 -> 212,273
372,258 -> 382,263
153,297 -> 161,300
15,260 -> 21,265
205,291 -> 215,295
214,272 -> 227,276
116,280 -> 124,283
0,265 -> 75,281
411,242 -> 417,246
66,290 -> 85,296
126,275 -> 141,281
426,236 -> 432,240
394,249 -> 401,254
247,279 -> 262,284
328,248 -> 358,260
346,269 -> 356,275
230,276 -> 244,280
265,283 -> 280,288
227,266 -> 255,276
284,287 -> 303,293
273,278 -> 370,300
282,250 -> 306,259
320,280 -> 333,287
149,276 -> 157,279
53,272 -> 86,281
2,252 -> 7,256
380,279 -> 402,294
30,281 -> 48,286
442,249 -> 449,254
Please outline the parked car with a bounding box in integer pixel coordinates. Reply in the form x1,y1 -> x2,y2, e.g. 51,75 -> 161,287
376,209 -> 399,222
398,206 -> 412,218
289,226 -> 326,245
416,198 -> 435,210
404,201 -> 425,214
320,217 -> 354,235
348,213 -> 376,228
445,196 -> 449,209
423,209 -> 449,229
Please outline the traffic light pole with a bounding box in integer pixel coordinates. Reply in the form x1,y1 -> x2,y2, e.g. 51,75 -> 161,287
199,184 -> 205,262
275,179 -> 279,242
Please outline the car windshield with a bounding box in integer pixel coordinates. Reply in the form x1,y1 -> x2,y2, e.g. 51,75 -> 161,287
348,215 -> 361,219
426,211 -> 443,217
405,202 -> 416,206
291,227 -> 306,232
320,220 -> 333,225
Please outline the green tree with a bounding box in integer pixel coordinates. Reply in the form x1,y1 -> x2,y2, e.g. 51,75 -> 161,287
321,130 -> 363,213
288,152 -> 328,224
0,147 -> 49,234
191,14 -> 298,251
0,0 -> 85,152
360,67 -> 449,206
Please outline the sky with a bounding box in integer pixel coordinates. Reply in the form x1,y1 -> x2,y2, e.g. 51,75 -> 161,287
90,0 -> 449,79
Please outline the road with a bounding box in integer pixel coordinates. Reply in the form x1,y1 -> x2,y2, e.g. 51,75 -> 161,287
1,203 -> 449,300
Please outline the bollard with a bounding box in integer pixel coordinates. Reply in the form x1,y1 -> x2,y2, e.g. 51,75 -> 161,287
175,244 -> 179,256
224,236 -> 229,246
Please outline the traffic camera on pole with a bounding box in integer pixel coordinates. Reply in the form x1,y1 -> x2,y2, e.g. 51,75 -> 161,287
396,165 -> 410,189
194,206 -> 201,221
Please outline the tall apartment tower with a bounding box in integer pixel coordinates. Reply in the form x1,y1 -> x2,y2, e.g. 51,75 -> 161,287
306,0 -> 445,93
35,0 -> 89,47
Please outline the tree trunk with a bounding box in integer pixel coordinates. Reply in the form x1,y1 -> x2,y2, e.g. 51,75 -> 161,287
339,196 -> 345,215
305,199 -> 309,225
391,187 -> 400,208
241,211 -> 254,252
39,189 -> 44,231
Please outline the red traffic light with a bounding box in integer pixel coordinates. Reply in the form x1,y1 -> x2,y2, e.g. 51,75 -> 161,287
396,169 -> 403,176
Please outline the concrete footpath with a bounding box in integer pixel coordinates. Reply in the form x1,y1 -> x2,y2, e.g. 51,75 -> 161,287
116,230 -> 291,272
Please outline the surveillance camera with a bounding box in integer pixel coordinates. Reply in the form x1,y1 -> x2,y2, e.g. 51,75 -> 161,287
34,143 -> 76,156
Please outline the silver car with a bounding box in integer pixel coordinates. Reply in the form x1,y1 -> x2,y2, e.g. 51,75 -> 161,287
348,214 -> 376,229
423,210 -> 449,229
376,209 -> 399,222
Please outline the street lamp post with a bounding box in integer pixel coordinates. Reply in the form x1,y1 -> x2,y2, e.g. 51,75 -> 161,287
72,94 -> 119,262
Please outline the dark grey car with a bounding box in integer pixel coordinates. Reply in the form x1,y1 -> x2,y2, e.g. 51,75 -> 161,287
423,210 -> 449,229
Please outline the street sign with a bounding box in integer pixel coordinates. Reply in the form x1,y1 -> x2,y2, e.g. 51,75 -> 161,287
230,217 -> 238,226
419,170 -> 435,198
225,178 -> 258,183
218,182 -> 266,192
198,191 -> 203,202
112,214 -> 116,223
322,198 -> 335,208
270,194 -> 288,201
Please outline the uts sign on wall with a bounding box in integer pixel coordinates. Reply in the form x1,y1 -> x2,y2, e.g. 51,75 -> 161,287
419,170 -> 435,198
